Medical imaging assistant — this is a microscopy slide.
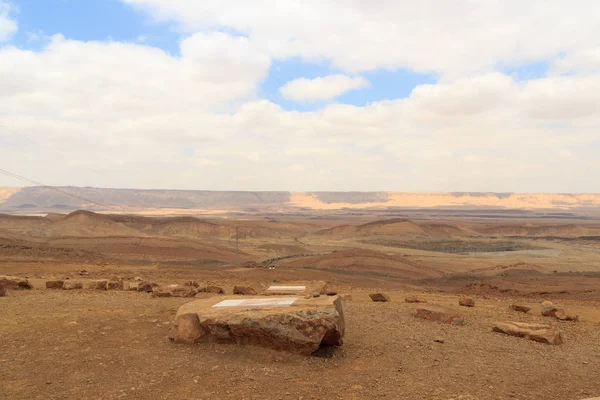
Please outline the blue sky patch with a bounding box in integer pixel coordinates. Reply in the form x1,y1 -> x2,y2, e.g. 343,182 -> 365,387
8,0 -> 181,54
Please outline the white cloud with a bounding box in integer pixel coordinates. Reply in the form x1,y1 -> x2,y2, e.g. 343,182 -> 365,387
279,75 -> 369,101
0,1 -> 17,41
0,1 -> 599,192
121,0 -> 600,76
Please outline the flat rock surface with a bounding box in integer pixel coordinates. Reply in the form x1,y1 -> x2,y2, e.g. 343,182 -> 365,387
169,295 -> 345,355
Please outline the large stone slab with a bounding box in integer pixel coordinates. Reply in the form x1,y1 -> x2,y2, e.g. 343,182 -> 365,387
493,321 -> 563,345
169,295 -> 345,355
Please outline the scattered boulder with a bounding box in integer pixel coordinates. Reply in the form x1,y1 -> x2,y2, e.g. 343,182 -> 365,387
541,301 -> 558,317
233,286 -> 257,295
459,297 -> 475,307
369,293 -> 390,302
405,297 -> 427,304
492,321 -> 563,345
107,280 -> 123,290
555,309 -> 579,322
0,276 -> 33,290
88,280 -> 108,290
413,305 -> 464,325
63,280 -> 83,290
46,280 -> 64,290
510,304 -> 531,313
168,295 -> 345,355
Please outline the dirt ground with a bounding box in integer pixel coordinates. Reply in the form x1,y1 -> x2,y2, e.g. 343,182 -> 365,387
2,210 -> 600,399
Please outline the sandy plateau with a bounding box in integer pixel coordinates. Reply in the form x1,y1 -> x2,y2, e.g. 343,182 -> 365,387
2,204 -> 600,400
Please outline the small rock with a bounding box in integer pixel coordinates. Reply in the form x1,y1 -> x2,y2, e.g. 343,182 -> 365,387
46,280 -> 64,289
509,304 -> 531,313
459,297 -> 475,307
541,301 -> 558,317
233,286 -> 258,295
312,293 -> 320,298
413,305 -> 464,325
554,309 -> 579,322
107,280 -> 123,290
0,276 -> 33,290
198,286 -> 224,294
63,280 -> 83,290
433,338 -> 445,343
88,280 -> 108,290
369,293 -> 390,302
405,297 -> 427,303
326,291 -> 338,296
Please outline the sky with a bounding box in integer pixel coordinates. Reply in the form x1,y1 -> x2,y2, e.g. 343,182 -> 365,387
0,0 -> 599,192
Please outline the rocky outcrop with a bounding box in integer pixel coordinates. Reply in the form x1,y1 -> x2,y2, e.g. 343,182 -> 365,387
369,293 -> 390,302
46,280 -> 64,289
492,322 -> 563,345
233,286 -> 257,295
459,297 -> 475,307
169,296 -> 345,355
63,280 -> 83,290
510,304 -> 531,313
405,297 -> 427,303
413,305 -> 464,325
0,276 -> 33,290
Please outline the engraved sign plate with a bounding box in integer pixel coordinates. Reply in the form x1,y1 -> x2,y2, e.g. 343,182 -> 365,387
212,297 -> 299,308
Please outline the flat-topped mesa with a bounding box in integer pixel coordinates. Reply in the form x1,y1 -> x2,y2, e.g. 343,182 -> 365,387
169,295 -> 345,355
261,281 -> 328,296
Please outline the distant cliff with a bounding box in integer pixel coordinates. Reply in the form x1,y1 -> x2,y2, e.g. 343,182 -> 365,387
1,186 -> 600,213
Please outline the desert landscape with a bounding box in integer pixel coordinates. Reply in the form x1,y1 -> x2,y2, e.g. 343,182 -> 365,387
1,188 -> 600,400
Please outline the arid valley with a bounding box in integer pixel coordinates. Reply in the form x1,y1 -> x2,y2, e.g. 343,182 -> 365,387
1,188 -> 600,400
